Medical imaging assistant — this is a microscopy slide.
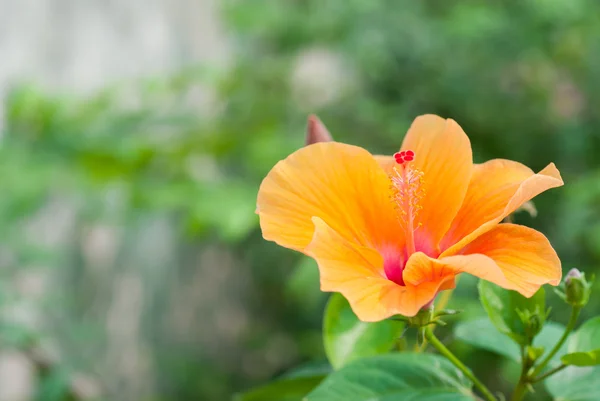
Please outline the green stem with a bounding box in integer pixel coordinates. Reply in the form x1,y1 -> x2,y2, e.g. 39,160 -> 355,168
511,346 -> 530,401
510,379 -> 528,401
511,306 -> 581,401
531,364 -> 567,383
417,287 -> 456,352
529,306 -> 581,379
424,326 -> 497,401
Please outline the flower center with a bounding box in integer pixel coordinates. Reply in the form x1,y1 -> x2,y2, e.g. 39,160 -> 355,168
390,150 -> 425,257
383,251 -> 405,286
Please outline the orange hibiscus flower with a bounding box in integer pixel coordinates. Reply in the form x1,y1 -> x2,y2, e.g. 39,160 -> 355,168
256,115 -> 563,322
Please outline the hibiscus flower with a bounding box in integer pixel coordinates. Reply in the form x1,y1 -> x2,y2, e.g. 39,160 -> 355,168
257,115 -> 563,321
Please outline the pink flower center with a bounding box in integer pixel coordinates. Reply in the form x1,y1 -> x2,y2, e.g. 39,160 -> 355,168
382,150 -> 430,287
383,251 -> 405,286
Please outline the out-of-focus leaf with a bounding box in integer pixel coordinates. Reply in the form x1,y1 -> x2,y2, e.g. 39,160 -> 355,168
545,365 -> 600,401
280,361 -> 332,379
455,318 -> 520,362
561,350 -> 600,366
0,322 -> 37,348
567,317 -> 600,352
305,353 -> 473,400
191,182 -> 257,242
234,373 -> 325,401
546,317 -> 600,399
478,281 -> 545,345
533,322 -> 569,365
455,318 -> 566,364
35,369 -> 71,401
323,293 -> 404,369
285,257 -> 325,317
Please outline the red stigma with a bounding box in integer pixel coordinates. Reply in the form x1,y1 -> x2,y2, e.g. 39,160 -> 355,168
394,150 -> 415,164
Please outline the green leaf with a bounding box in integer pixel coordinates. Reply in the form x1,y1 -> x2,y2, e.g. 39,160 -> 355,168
545,365 -> 600,401
323,293 -> 404,369
455,318 -> 520,362
546,317 -> 600,400
478,280 -> 545,345
561,350 -> 600,366
559,316 -> 600,366
305,353 -> 473,400
233,376 -> 325,401
314,389 -> 474,401
454,318 -> 566,364
281,361 -> 332,379
234,362 -> 331,401
568,317 -> 600,352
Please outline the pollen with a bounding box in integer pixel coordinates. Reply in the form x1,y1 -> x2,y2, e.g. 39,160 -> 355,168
390,150 -> 424,255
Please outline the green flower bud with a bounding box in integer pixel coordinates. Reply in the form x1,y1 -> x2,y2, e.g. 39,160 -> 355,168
407,304 -> 434,328
557,268 -> 593,308
526,345 -> 545,362
527,313 -> 543,339
516,306 -> 547,344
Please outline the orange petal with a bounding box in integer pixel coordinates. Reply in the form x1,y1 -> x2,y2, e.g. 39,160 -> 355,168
459,224 -> 562,296
403,252 -> 507,289
374,155 -> 396,176
307,218 -> 451,321
441,160 -> 563,256
400,115 -> 473,254
257,142 -> 402,252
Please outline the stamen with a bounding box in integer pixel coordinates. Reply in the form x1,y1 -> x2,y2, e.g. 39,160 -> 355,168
390,150 -> 425,256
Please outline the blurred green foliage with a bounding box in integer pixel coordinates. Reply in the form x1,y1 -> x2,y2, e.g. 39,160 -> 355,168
1,0 -> 600,400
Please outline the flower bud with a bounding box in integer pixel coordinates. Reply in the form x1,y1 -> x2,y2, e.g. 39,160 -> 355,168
526,345 -> 545,362
407,303 -> 434,328
516,306 -> 546,344
305,115 -> 333,145
562,268 -> 592,308
527,313 -> 544,340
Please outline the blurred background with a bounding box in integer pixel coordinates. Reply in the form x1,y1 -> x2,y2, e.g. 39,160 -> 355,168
1,0 -> 600,400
